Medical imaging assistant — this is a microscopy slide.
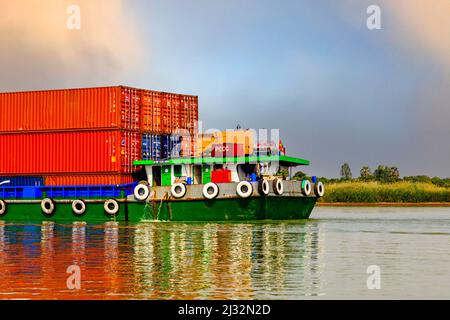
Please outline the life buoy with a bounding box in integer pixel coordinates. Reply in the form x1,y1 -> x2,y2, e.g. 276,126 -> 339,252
72,200 -> 86,216
203,183 -> 219,200
134,183 -> 151,201
273,178 -> 284,195
301,180 -> 312,196
41,198 -> 55,216
237,181 -> 253,198
0,200 -> 7,217
314,181 -> 325,197
171,183 -> 187,199
258,180 -> 270,196
104,199 -> 120,216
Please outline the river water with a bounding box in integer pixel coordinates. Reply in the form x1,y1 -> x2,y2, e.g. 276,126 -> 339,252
0,207 -> 449,300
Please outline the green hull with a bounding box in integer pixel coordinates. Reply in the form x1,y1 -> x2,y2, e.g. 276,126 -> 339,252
0,196 -> 317,223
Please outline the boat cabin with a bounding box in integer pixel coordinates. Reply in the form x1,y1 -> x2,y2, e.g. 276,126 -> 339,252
133,155 -> 310,187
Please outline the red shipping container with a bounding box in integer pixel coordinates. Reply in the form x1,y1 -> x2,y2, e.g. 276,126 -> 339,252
0,130 -> 141,175
161,93 -> 172,134
0,86 -> 140,132
140,90 -> 163,133
140,90 -> 198,135
211,170 -> 232,183
43,173 -> 135,186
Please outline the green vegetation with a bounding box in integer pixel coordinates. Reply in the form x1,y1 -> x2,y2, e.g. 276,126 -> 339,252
295,163 -> 450,203
340,163 -> 352,180
319,181 -> 450,203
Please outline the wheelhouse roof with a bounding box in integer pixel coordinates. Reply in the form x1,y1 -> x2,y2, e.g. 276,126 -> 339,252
134,155 -> 310,167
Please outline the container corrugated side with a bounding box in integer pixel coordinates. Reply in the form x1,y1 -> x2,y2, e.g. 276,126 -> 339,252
140,90 -> 163,133
0,86 -> 140,132
0,130 -> 141,175
140,90 -> 198,135
43,174 -> 135,186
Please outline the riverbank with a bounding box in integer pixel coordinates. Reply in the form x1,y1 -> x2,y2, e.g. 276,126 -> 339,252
318,181 -> 450,204
318,202 -> 450,207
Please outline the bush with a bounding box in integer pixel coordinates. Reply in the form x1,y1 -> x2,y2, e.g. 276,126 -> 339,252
319,181 -> 450,203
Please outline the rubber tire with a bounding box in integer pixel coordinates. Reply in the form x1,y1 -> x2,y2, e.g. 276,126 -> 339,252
273,178 -> 284,195
72,200 -> 87,216
171,183 -> 187,199
314,181 -> 325,197
237,181 -> 253,198
41,198 -> 56,216
203,183 -> 219,200
0,200 -> 6,217
104,199 -> 120,216
301,180 -> 312,196
258,180 -> 270,196
134,183 -> 151,201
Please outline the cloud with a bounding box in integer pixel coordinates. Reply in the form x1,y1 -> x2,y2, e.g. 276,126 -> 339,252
382,0 -> 450,71
0,0 -> 144,90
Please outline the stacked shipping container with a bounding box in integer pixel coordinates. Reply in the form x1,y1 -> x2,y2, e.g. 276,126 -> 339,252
141,134 -> 183,161
139,89 -> 197,160
0,86 -> 198,186
0,86 -> 141,132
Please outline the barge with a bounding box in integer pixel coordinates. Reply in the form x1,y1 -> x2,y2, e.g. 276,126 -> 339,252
0,155 -> 324,222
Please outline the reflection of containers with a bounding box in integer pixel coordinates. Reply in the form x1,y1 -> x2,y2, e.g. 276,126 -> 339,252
0,86 -> 141,132
0,130 -> 141,175
0,176 -> 44,186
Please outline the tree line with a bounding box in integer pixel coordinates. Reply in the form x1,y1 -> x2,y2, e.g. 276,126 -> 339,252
294,163 -> 450,188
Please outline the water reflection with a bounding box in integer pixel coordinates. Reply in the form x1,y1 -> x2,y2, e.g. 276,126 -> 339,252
0,220 -> 323,299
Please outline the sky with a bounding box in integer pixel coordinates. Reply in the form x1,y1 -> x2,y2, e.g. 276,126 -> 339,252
0,0 -> 449,177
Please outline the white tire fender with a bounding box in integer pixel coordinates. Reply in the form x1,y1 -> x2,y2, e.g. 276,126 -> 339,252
134,183 -> 151,201
273,178 -> 284,195
203,183 -> 219,200
171,183 -> 187,199
72,199 -> 87,216
104,199 -> 120,216
41,198 -> 56,216
301,180 -> 312,196
314,181 -> 325,197
237,181 -> 253,198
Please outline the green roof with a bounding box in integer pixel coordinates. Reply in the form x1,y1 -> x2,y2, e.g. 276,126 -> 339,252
133,155 -> 310,167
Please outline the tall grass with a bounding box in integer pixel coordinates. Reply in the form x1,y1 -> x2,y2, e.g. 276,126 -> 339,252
320,181 -> 450,203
